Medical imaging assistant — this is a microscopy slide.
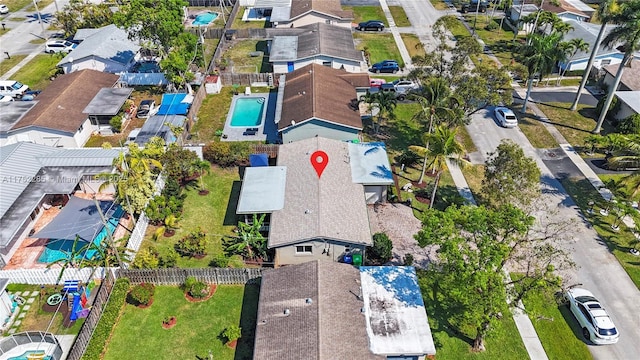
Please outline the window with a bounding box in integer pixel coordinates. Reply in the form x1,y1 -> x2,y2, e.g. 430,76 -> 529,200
295,245 -> 313,254
322,61 -> 331,67
600,59 -> 612,66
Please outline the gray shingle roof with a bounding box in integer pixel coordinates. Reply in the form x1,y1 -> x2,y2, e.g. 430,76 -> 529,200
270,23 -> 361,62
604,60 -> 640,91
253,261 -> 382,360
58,24 -> 140,66
563,20 -> 619,61
269,137 -> 372,247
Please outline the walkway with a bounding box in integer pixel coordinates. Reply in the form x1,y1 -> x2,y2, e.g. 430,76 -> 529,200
378,0 -> 412,70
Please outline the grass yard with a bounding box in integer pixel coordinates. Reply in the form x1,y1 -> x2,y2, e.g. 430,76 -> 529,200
354,33 -> 404,68
520,286 -> 593,360
103,284 -> 258,360
535,102 -> 615,149
12,54 -> 61,91
389,6 -> 411,27
140,167 -> 240,268
560,177 -> 640,289
0,54 -> 26,76
192,89 -> 234,142
461,164 -> 485,198
457,125 -> 478,153
25,0 -> 53,12
222,39 -> 271,73
84,117 -> 147,147
515,109 -> 559,149
3,0 -> 32,12
344,5 -> 388,27
429,0 -> 449,10
401,33 -> 426,59
231,7 -> 269,29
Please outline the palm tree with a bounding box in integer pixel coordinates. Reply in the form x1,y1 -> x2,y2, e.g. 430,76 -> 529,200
593,0 -> 640,133
557,38 -> 589,85
373,91 -> 397,134
193,159 -> 211,194
571,0 -> 621,111
225,214 -> 267,260
410,126 -> 467,208
519,32 -> 567,112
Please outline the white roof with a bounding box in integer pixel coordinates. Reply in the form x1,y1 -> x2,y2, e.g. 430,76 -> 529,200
563,0 -> 595,13
236,166 -> 287,214
616,91 -> 640,114
348,142 -> 394,185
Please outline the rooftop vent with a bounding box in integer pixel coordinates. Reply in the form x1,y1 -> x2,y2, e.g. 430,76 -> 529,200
284,308 -> 290,316
305,298 -> 313,304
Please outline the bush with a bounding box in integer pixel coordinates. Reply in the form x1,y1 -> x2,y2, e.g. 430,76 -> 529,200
209,253 -> 230,267
175,228 -> 208,257
109,115 -> 123,133
395,149 -> 421,168
82,278 -> 130,360
203,142 -> 235,167
131,247 -> 159,269
403,253 -> 414,266
222,325 -> 242,343
485,22 -> 498,31
367,232 -> 393,265
596,94 -> 619,119
189,281 -> 209,298
183,276 -> 198,292
127,283 -> 155,306
159,248 -> 179,268
617,114 -> 640,134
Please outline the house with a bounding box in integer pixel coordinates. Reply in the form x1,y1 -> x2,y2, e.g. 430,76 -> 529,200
558,20 -> 623,72
509,4 -> 540,33
0,142 -> 120,263
242,0 -> 354,29
236,137 -> 393,266
0,70 -> 123,148
276,63 -> 368,143
603,60 -> 640,91
269,22 -> 364,73
614,91 -> 640,120
253,261 -> 436,360
542,0 -> 592,22
58,24 -> 140,74
83,87 -> 134,132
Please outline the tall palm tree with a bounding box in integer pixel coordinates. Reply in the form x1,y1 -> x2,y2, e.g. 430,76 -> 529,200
410,126 -> 467,208
571,0 -> 621,111
593,0 -> 640,133
557,38 -> 590,85
360,91 -> 397,134
519,32 -> 567,112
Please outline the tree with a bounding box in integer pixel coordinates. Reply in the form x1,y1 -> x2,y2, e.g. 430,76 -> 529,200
481,140 -> 541,209
518,32 -> 567,112
571,0 -> 621,111
225,214 -> 267,260
416,204 -> 573,351
593,0 -> 640,133
362,90 -> 397,134
455,64 -> 513,116
368,232 -> 393,264
557,38 -> 589,86
410,126 -> 467,207
54,0 -> 114,36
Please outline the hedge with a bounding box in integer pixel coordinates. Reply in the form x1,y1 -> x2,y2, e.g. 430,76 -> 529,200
81,278 -> 131,360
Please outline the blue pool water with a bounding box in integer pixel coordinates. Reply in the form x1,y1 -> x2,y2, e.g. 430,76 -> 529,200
8,350 -> 51,360
230,97 -> 265,127
37,207 -> 124,263
192,12 -> 218,26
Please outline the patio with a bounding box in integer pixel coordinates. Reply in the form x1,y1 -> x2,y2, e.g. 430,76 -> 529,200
220,91 -> 279,143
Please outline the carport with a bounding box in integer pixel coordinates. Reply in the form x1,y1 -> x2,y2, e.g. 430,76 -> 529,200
83,87 -> 133,127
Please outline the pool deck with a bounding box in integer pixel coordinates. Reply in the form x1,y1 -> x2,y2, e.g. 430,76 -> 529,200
184,9 -> 218,27
3,192 -> 131,270
222,93 -> 273,142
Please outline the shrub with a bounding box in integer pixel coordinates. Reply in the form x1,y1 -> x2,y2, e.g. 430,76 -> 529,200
109,116 -> 123,133
395,149 -> 421,168
189,281 -> 209,298
209,253 -> 230,267
596,94 -> 619,119
183,276 -> 198,292
132,247 -> 159,269
485,22 -> 498,31
175,228 -> 208,257
127,283 -> 155,306
617,113 -> 640,134
403,253 -> 414,266
159,248 -> 179,268
203,141 -> 235,167
222,325 -> 242,343
82,278 -> 130,360
367,232 -> 393,265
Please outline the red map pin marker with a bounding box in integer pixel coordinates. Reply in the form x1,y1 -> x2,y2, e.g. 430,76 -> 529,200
310,150 -> 329,178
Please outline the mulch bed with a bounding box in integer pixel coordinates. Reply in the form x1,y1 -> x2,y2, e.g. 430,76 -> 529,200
162,317 -> 177,329
226,339 -> 237,349
137,298 -> 154,308
184,284 -> 217,302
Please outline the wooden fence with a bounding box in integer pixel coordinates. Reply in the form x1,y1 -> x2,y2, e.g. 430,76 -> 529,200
118,267 -> 263,285
219,72 -> 272,85
251,143 -> 279,158
66,270 -> 116,360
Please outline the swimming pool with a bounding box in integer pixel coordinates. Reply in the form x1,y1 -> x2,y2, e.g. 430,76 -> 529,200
230,97 -> 266,127
192,12 -> 218,26
8,350 -> 51,360
37,207 -> 124,263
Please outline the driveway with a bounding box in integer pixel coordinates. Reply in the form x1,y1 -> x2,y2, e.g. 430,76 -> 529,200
528,86 -> 599,107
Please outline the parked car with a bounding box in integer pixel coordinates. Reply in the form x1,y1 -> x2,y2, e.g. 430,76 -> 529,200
392,79 -> 420,94
0,94 -> 14,102
136,99 -> 156,118
370,78 -> 387,88
494,107 -> 518,128
362,83 -> 408,101
0,4 -> 9,14
562,287 -> 619,345
0,80 -> 30,99
357,20 -> 385,31
461,1 -> 488,13
370,60 -> 400,74
44,39 -> 77,54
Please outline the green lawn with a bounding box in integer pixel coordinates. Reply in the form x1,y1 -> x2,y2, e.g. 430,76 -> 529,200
515,108 -> 559,149
560,177 -> 640,289
12,54 -> 62,91
103,284 -> 258,360
353,33 -> 404,68
430,0 -> 449,10
25,0 -> 53,12
457,125 -> 478,154
535,102 -> 615,149
401,33 -> 426,59
230,7 -> 269,29
461,164 -> 485,199
389,5 -> 411,27
140,167 -> 239,268
3,0 -> 32,12
0,54 -> 27,76
192,89 -> 234,142
221,39 -> 271,73
520,287 -> 593,360
344,5 -> 388,27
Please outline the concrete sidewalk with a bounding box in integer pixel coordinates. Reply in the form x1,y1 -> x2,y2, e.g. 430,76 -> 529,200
378,0 -> 412,70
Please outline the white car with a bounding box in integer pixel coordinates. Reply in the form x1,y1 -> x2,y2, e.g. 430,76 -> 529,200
563,287 -> 619,345
392,79 -> 420,94
0,94 -> 14,102
0,4 -> 9,15
494,107 -> 518,127
44,39 -> 77,54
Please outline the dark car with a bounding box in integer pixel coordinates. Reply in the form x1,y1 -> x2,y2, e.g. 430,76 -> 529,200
357,20 -> 385,31
137,99 -> 156,118
461,1 -> 488,13
370,60 -> 400,74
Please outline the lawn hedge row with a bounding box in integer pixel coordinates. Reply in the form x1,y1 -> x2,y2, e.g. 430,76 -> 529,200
81,278 -> 131,360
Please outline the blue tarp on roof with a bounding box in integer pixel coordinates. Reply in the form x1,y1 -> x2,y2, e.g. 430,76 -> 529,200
157,93 -> 192,115
249,153 -> 269,167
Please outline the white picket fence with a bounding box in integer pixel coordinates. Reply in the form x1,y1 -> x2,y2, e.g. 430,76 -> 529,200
0,267 -> 108,285
124,174 -> 166,255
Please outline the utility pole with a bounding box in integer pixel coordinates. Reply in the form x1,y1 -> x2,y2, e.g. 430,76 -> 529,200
32,0 -> 45,34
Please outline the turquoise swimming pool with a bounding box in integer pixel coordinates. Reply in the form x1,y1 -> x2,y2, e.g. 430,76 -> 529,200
192,12 -> 218,26
8,350 -> 51,360
230,97 -> 266,127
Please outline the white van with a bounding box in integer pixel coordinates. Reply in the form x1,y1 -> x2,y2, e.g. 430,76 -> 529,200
0,80 -> 30,99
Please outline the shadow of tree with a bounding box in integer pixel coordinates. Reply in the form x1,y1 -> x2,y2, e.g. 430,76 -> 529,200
233,283 -> 260,360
